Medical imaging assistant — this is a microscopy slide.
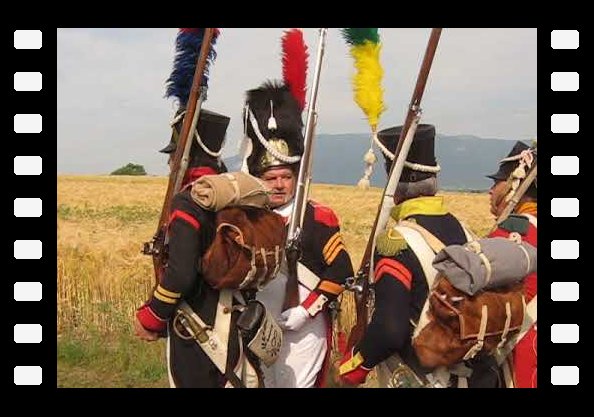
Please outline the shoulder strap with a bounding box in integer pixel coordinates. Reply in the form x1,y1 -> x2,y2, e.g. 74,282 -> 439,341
214,289 -> 234,366
459,220 -> 478,242
175,300 -> 242,386
276,259 -> 321,291
392,222 -> 443,340
175,292 -> 257,388
296,261 -> 321,290
394,223 -> 440,291
398,220 -> 446,253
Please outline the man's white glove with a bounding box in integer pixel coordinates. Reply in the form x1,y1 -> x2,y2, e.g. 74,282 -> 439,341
278,305 -> 310,332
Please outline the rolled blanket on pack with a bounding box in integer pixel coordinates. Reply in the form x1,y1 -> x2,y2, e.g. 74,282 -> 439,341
432,237 -> 537,296
190,171 -> 270,211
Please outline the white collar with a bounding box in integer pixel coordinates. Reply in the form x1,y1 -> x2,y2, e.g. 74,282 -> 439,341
274,200 -> 295,222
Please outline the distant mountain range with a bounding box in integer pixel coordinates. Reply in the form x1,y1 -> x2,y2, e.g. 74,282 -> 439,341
225,134 -> 522,191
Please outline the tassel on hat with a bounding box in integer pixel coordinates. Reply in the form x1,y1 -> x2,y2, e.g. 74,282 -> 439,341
268,100 -> 278,131
504,148 -> 534,203
358,140 -> 378,190
512,165 -> 526,180
363,147 -> 377,165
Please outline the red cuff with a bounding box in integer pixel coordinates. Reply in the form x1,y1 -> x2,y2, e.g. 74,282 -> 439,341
338,350 -> 371,386
301,291 -> 326,317
340,366 -> 371,386
136,304 -> 167,333
302,291 -> 319,309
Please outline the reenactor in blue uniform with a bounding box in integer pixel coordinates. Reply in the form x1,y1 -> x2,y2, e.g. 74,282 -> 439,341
339,125 -> 499,388
134,110 -> 259,388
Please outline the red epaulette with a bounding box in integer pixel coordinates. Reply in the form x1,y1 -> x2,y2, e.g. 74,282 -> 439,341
311,200 -> 339,227
182,166 -> 218,189
168,209 -> 201,230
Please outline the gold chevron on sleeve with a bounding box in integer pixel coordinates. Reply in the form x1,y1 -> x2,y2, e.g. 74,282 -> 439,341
322,232 -> 342,258
153,285 -> 181,304
322,232 -> 345,265
326,242 -> 346,265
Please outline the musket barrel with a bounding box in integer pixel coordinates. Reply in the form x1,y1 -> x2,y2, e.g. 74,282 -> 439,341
364,28 -> 442,283
373,114 -> 421,250
171,29 -> 214,195
346,28 -> 442,350
148,28 -> 215,285
287,28 -> 328,241
388,28 -> 442,179
174,94 -> 206,194
283,28 -> 328,311
411,29 -> 442,108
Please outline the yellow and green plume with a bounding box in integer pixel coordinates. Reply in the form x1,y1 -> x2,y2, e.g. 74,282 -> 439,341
342,28 -> 386,188
341,28 -> 385,129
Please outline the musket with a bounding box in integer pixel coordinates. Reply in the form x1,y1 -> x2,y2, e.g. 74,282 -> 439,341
346,28 -> 442,350
283,28 -> 328,311
143,28 -> 216,285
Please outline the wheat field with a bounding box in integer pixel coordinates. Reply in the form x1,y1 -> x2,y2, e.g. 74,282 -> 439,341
57,175 -> 493,387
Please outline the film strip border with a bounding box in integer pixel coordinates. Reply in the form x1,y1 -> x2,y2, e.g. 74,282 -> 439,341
8,27 -> 583,389
12,28 -> 55,386
544,27 -> 582,388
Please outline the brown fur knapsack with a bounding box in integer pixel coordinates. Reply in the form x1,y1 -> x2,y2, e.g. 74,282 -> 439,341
201,206 -> 287,290
412,275 -> 525,368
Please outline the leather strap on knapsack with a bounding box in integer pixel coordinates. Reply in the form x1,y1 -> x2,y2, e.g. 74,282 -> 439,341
495,295 -> 537,365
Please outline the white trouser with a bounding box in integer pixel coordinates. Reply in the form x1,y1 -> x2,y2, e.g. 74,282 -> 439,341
256,272 -> 327,388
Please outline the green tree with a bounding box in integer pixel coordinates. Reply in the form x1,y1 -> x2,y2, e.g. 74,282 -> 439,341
110,163 -> 147,176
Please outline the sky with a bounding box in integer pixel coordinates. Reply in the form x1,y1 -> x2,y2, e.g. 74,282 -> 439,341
57,28 -> 537,176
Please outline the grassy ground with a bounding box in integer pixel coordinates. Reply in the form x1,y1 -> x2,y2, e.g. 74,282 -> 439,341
57,175 -> 493,388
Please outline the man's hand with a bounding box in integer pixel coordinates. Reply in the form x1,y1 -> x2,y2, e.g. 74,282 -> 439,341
278,305 -> 310,332
338,349 -> 371,386
135,304 -> 167,340
134,316 -> 160,342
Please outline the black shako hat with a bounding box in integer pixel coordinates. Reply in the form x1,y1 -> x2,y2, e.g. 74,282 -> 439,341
377,124 -> 439,182
486,141 -> 531,181
159,108 -> 231,155
243,81 -> 304,176
487,140 -> 537,197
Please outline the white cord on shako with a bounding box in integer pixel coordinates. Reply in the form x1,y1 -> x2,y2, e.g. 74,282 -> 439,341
373,132 -> 441,174
246,103 -> 302,164
503,148 -> 535,203
169,110 -> 224,158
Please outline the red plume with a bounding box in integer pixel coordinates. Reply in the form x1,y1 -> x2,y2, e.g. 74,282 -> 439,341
282,29 -> 308,111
